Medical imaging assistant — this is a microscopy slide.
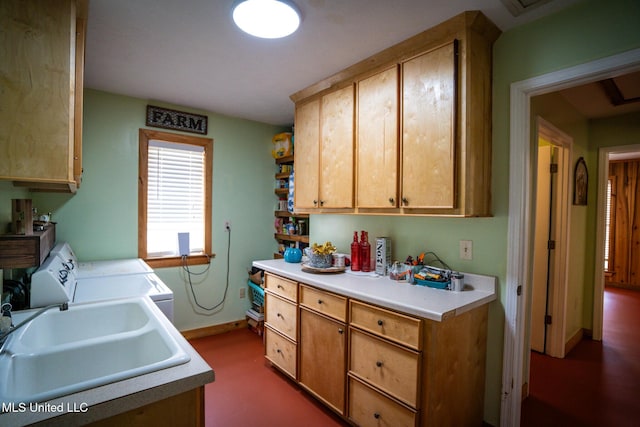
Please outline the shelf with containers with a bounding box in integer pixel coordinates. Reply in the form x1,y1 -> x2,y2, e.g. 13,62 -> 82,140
273,148 -> 310,259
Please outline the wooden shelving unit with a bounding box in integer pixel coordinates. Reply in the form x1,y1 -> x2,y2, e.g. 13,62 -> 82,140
274,154 -> 309,258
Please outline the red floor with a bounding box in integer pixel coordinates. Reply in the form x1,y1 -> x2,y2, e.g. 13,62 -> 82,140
521,287 -> 640,427
190,287 -> 640,427
190,328 -> 350,427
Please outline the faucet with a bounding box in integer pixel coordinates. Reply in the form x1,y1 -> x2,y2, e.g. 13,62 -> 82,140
0,302 -> 69,347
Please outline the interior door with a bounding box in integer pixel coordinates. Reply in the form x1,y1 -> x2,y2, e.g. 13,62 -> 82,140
531,145 -> 555,353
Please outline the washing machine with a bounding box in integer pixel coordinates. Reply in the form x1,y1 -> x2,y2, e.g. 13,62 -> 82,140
50,242 -> 153,278
31,244 -> 174,322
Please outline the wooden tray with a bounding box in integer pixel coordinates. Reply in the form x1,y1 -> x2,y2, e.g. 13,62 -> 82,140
301,263 -> 346,274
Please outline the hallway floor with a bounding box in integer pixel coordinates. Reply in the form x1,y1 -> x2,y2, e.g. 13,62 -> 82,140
521,286 -> 640,427
190,328 -> 350,427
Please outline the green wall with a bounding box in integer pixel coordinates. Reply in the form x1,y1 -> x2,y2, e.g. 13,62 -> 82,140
27,89 -> 285,331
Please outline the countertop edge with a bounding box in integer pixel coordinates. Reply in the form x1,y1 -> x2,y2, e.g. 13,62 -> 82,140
253,259 -> 497,321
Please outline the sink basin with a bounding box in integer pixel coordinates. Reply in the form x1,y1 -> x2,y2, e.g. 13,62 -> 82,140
0,298 -> 190,404
15,300 -> 150,350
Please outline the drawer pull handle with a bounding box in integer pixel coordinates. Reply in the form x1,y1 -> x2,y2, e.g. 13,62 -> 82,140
317,299 -> 323,304
277,284 -> 284,289
376,361 -> 383,368
377,319 -> 384,326
277,313 -> 283,318
374,412 -> 380,419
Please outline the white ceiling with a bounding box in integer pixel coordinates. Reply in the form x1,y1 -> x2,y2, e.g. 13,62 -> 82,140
84,0 -> 584,126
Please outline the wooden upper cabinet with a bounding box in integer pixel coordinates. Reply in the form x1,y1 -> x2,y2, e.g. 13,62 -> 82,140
320,85 -> 354,209
294,99 -> 321,209
294,85 -> 355,210
0,0 -> 87,193
291,11 -> 500,216
357,66 -> 399,209
401,41 -> 457,210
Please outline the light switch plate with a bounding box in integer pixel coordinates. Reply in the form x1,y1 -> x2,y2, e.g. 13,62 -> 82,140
459,240 -> 473,260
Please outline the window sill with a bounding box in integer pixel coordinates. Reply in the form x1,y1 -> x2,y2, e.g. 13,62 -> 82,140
144,254 -> 215,269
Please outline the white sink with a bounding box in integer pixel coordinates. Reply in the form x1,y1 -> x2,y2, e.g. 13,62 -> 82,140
0,298 -> 190,404
15,300 -> 150,349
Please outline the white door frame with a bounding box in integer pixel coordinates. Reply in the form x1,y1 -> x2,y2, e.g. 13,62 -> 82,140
500,48 -> 640,427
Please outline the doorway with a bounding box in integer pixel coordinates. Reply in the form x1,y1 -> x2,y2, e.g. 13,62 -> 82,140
594,144 -> 640,336
530,118 -> 571,360
500,48 -> 640,427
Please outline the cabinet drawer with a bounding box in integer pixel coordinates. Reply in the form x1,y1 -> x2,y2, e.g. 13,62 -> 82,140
349,328 -> 420,408
265,293 -> 298,341
350,300 -> 422,350
265,273 -> 298,302
300,285 -> 347,322
348,376 -> 417,427
265,327 -> 297,379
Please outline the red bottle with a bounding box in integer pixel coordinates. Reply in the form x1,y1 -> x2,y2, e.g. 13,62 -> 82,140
350,231 -> 361,271
360,231 -> 371,272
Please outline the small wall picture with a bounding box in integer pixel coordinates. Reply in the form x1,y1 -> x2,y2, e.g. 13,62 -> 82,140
573,157 -> 588,205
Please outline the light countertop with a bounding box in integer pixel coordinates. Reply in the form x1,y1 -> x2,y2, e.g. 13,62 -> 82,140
253,259 -> 496,321
0,299 -> 214,427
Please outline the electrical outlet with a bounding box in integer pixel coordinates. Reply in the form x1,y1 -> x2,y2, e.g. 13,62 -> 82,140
239,288 -> 246,299
224,220 -> 231,231
459,240 -> 473,260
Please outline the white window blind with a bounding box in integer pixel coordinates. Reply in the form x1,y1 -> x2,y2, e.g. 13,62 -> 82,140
147,139 -> 205,257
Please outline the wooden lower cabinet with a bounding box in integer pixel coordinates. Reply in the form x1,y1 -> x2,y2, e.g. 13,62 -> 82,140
299,306 -> 347,415
262,273 -> 489,426
349,328 -> 420,408
264,275 -> 299,380
265,326 -> 297,379
88,387 -> 204,427
265,292 -> 298,341
348,375 -> 417,427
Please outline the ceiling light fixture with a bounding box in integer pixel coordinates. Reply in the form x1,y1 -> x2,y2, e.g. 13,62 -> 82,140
232,0 -> 301,39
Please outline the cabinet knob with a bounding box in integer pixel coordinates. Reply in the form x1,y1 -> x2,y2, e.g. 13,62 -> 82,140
376,361 -> 383,367
277,284 -> 284,289
313,199 -> 318,206
319,200 -> 325,206
317,299 -> 323,305
377,319 -> 384,326
277,313 -> 282,318
338,328 -> 344,334
388,197 -> 394,205
401,197 -> 409,205
276,348 -> 281,354
374,413 -> 381,419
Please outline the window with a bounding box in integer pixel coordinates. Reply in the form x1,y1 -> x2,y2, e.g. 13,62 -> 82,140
604,176 -> 615,272
139,129 -> 213,268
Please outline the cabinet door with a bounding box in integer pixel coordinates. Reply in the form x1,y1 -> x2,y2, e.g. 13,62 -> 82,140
299,307 -> 346,415
294,99 -> 320,209
357,66 -> 399,208
320,85 -> 354,208
0,0 -> 81,189
401,41 -> 457,209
